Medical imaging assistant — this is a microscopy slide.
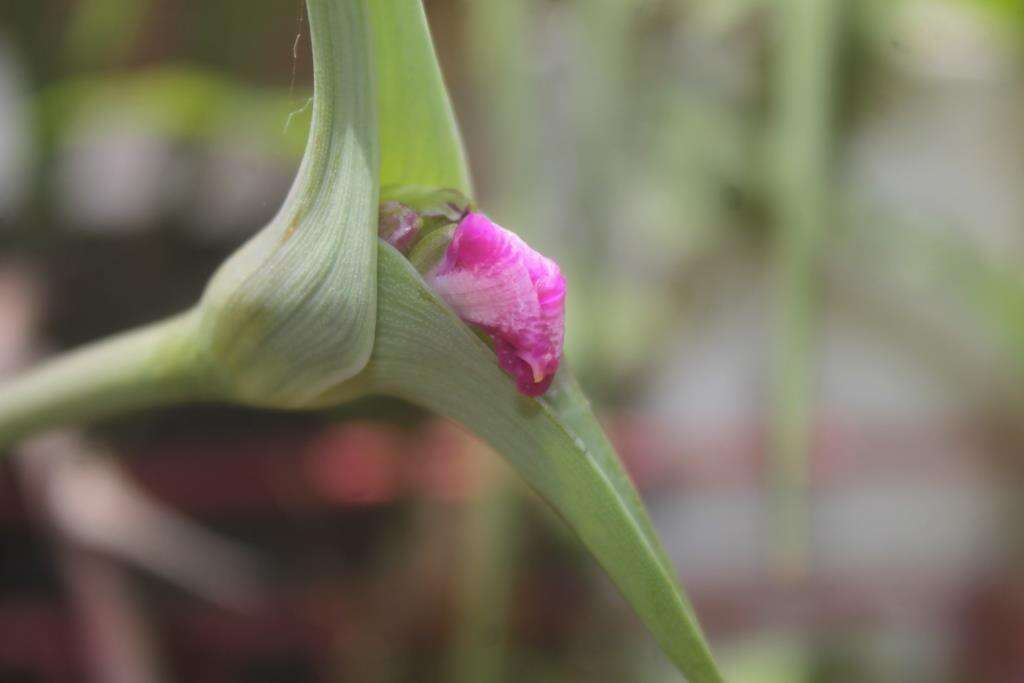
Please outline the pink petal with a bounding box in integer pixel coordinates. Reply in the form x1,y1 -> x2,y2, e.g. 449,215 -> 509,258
427,212 -> 566,397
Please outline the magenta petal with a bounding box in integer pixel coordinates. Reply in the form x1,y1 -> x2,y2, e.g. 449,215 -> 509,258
426,212 -> 566,396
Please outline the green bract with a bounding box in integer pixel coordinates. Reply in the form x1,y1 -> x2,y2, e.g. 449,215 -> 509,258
0,1 -> 725,680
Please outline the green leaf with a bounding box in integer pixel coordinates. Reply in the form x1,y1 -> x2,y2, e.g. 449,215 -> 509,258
368,0 -> 472,195
321,243 -> 725,683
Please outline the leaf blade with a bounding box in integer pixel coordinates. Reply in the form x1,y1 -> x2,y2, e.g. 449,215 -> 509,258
329,244 -> 724,682
368,0 -> 472,195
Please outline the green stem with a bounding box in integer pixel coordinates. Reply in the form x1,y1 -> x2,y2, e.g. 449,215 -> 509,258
0,311 -> 208,449
277,0 -> 375,232
770,0 -> 841,580
571,0 -> 636,393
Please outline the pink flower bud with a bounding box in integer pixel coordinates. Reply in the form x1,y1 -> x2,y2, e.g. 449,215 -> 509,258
426,212 -> 566,397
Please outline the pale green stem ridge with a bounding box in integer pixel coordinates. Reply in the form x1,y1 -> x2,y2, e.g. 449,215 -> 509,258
280,0 -> 376,232
0,311 -> 207,449
198,0 -> 380,406
446,460 -> 518,683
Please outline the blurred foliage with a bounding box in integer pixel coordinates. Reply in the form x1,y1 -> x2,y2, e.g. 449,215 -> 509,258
971,0 -> 1024,31
37,67 -> 309,160
65,0 -> 156,68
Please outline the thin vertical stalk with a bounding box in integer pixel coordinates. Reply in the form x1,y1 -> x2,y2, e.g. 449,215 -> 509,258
19,435 -> 168,683
464,0 -> 540,229
446,451 -> 520,683
571,0 -> 636,390
769,0 -> 842,579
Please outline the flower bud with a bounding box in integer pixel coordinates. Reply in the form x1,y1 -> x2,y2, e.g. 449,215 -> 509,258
421,212 -> 566,396
378,201 -> 422,251
380,186 -> 471,236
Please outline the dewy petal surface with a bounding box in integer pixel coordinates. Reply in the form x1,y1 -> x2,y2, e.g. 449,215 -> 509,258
426,212 -> 566,396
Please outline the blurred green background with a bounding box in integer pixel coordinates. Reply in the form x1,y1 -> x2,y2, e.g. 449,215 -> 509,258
4,0 -> 1024,681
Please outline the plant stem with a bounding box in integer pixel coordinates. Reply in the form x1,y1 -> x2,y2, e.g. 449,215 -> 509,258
572,0 -> 634,389
276,0 -> 376,232
0,311 -> 208,450
770,0 -> 841,580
